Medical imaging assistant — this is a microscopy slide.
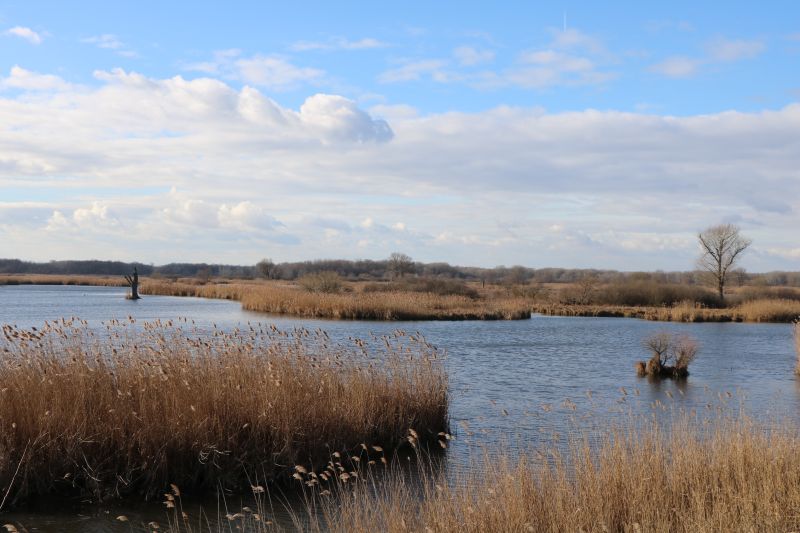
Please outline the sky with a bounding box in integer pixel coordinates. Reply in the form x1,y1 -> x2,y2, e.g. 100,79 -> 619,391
0,1 -> 799,271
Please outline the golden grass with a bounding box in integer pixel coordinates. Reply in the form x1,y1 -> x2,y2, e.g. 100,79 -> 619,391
0,319 -> 448,504
322,417 -> 800,533
0,274 -> 127,286
533,298 -> 800,323
169,415 -> 800,533
140,281 -> 532,321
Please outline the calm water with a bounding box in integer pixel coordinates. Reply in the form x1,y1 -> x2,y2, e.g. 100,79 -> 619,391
0,285 -> 797,531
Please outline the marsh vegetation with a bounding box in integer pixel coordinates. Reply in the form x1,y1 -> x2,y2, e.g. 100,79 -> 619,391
0,320 -> 448,504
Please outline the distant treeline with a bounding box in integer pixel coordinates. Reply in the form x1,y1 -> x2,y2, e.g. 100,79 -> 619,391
1,258 -> 799,287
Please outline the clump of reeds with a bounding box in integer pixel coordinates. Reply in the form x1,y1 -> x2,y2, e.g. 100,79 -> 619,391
636,331 -> 698,379
298,271 -> 344,294
312,416 -> 800,533
158,415 -> 800,532
733,298 -> 800,322
0,319 -> 448,504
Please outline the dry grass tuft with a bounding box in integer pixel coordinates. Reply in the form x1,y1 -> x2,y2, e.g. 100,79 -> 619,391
0,320 -> 448,504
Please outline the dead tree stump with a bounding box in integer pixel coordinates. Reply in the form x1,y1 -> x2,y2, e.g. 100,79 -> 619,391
124,267 -> 141,300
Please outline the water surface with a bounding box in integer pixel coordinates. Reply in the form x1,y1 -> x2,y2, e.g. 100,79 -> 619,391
0,285 -> 796,531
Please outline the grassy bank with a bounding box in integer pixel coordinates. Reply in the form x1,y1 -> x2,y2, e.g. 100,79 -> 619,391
139,280 -> 532,321
0,320 -> 448,504
533,298 -> 800,323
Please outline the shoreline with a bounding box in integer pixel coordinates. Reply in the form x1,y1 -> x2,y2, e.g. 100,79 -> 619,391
2,275 -> 799,323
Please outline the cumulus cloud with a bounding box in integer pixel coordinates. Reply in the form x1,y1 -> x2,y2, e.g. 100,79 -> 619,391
4,26 -> 42,45
218,201 -> 282,231
2,66 -> 800,268
0,66 -> 73,91
299,94 -> 393,143
46,202 -> 119,231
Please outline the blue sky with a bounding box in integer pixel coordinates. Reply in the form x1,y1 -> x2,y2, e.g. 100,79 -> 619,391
1,1 -> 799,270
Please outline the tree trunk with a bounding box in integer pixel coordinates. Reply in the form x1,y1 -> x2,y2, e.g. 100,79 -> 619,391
124,269 -> 141,300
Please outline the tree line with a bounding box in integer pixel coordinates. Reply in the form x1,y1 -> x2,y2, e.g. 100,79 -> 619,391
2,256 -> 798,287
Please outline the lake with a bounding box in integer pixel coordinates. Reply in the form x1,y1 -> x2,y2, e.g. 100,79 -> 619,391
0,285 -> 796,531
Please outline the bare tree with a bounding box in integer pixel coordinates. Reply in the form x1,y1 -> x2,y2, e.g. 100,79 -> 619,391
697,224 -> 751,302
387,253 -> 414,279
256,258 -> 275,279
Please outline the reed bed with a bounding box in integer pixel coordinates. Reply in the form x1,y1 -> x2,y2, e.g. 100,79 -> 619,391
0,274 -> 127,286
533,298 -> 800,323
160,415 -> 800,533
0,319 -> 448,504
140,281 -> 531,321
319,416 -> 800,533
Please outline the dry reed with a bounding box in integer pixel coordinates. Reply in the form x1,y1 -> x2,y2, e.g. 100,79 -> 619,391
158,415 -> 800,533
0,274 -> 127,286
533,298 -> 800,323
140,281 -> 531,321
0,319 -> 448,504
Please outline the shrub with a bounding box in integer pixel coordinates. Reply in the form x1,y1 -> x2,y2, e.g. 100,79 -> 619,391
638,331 -> 699,379
298,271 -> 343,293
363,277 -> 479,299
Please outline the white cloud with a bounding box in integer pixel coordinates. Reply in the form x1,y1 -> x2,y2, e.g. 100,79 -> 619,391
649,56 -> 702,78
378,59 -> 449,83
0,66 -> 72,91
4,26 -> 42,45
218,201 -> 281,231
290,37 -> 388,51
2,67 -> 800,268
453,46 -> 495,66
299,94 -> 393,143
380,28 -> 614,89
705,37 -> 765,62
650,36 -> 765,78
81,34 -> 137,57
235,55 -> 325,91
82,34 -> 123,49
185,51 -> 325,91
46,202 -> 118,231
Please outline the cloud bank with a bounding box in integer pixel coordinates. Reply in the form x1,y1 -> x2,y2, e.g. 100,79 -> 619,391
0,66 -> 798,270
